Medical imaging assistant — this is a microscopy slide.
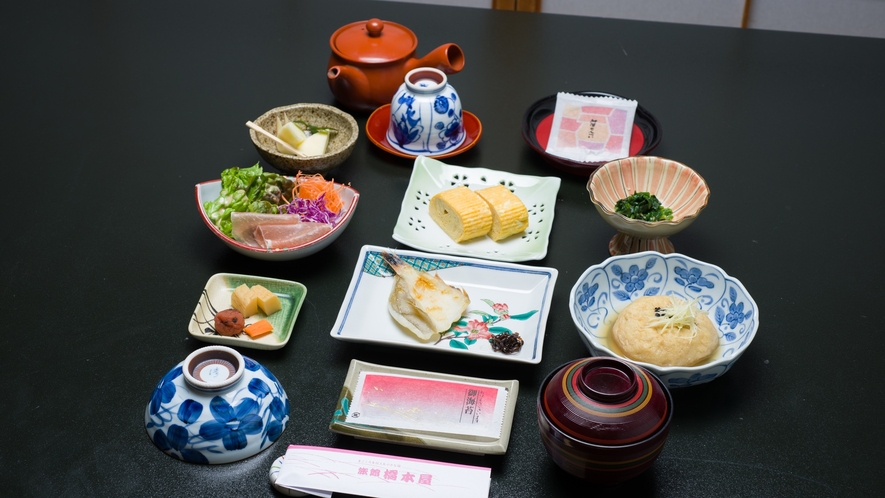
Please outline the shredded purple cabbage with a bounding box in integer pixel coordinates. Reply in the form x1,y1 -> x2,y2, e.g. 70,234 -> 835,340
283,193 -> 340,224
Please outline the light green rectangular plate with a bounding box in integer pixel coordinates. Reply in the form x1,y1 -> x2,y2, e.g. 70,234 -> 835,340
189,273 -> 306,350
392,156 -> 561,262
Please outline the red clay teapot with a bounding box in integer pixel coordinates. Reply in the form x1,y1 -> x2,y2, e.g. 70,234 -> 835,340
327,18 -> 465,112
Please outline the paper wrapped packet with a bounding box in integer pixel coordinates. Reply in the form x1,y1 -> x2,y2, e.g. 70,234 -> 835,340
429,186 -> 493,242
545,92 -> 637,163
476,185 -> 529,241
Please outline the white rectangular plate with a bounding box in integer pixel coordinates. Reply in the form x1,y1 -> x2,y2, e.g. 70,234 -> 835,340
330,245 -> 558,364
329,360 -> 519,455
189,273 -> 307,350
392,156 -> 561,262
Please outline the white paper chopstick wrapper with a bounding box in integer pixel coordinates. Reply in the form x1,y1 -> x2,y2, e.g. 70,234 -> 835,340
273,445 -> 491,498
345,372 -> 508,439
545,92 -> 637,162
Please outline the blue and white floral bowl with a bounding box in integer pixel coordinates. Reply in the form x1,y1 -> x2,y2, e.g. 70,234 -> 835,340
387,67 -> 465,156
145,345 -> 289,464
569,252 -> 758,388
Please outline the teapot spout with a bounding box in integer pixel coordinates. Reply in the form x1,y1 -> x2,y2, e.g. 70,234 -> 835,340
407,43 -> 465,75
327,65 -> 372,112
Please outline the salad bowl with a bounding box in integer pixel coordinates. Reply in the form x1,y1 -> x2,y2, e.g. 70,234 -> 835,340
569,251 -> 758,388
588,156 -> 709,255
195,177 -> 359,261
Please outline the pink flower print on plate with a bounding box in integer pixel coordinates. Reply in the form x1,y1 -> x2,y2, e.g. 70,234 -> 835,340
436,299 -> 538,356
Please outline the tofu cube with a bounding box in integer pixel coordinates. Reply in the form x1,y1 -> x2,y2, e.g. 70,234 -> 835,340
230,284 -> 259,317
251,285 -> 282,316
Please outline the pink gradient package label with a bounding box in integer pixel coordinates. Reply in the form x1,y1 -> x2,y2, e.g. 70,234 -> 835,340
345,372 -> 508,439
545,92 -> 637,163
274,445 -> 492,498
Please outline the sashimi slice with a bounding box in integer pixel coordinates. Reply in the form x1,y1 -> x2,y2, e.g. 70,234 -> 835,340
255,222 -> 333,250
231,213 -> 301,246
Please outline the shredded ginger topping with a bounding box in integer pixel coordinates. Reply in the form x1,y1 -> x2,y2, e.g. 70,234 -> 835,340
648,296 -> 707,341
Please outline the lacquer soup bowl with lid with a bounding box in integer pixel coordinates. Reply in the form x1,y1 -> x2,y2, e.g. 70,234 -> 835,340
538,357 -> 673,484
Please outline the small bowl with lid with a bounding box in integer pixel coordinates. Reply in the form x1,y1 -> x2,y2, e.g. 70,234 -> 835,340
387,67 -> 465,156
537,357 -> 673,484
144,345 -> 290,464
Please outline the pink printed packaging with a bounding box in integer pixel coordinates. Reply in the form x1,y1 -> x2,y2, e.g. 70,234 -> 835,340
544,92 -> 637,163
345,372 -> 508,439
273,445 -> 492,498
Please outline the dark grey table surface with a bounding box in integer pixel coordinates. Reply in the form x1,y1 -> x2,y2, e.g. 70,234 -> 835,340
2,0 -> 883,496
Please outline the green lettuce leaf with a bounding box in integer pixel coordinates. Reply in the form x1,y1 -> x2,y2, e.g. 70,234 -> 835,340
204,164 -> 296,237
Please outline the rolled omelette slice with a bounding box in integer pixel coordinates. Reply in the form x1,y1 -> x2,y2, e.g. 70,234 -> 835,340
428,186 -> 493,242
476,184 -> 529,241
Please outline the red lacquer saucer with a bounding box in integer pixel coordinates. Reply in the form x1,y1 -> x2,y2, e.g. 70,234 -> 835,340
366,104 -> 482,159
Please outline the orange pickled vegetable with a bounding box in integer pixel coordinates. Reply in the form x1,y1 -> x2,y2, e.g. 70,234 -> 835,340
292,172 -> 343,214
244,319 -> 274,339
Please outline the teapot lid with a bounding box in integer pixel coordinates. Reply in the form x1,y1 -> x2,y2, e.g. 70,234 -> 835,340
330,18 -> 417,64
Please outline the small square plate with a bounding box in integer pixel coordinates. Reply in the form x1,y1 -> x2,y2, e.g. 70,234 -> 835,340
329,359 -> 519,455
189,273 -> 307,350
330,245 -> 558,364
392,156 -> 561,262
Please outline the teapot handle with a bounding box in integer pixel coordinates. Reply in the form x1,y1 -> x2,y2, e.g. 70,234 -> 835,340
366,18 -> 383,37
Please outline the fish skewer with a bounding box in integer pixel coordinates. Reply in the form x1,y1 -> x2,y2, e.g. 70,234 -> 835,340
382,251 -> 470,341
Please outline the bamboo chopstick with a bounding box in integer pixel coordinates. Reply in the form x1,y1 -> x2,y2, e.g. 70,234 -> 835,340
245,120 -> 307,157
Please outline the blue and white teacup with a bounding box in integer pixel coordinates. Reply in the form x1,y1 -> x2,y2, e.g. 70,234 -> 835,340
388,67 -> 465,156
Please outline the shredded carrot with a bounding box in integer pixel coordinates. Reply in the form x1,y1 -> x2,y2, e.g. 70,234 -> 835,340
291,172 -> 343,214
244,319 -> 274,339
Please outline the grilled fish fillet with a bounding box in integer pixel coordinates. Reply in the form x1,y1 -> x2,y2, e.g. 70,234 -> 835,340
382,251 -> 470,340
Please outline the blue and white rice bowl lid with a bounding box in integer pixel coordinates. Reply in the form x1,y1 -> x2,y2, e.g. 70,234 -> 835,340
387,67 -> 465,156
144,345 -> 290,464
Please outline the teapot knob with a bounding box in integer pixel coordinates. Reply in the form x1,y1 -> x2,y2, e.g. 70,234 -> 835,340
366,18 -> 384,37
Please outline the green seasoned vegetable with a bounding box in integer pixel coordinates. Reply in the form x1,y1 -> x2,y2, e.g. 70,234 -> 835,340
614,192 -> 674,222
291,120 -> 337,136
203,164 -> 295,237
